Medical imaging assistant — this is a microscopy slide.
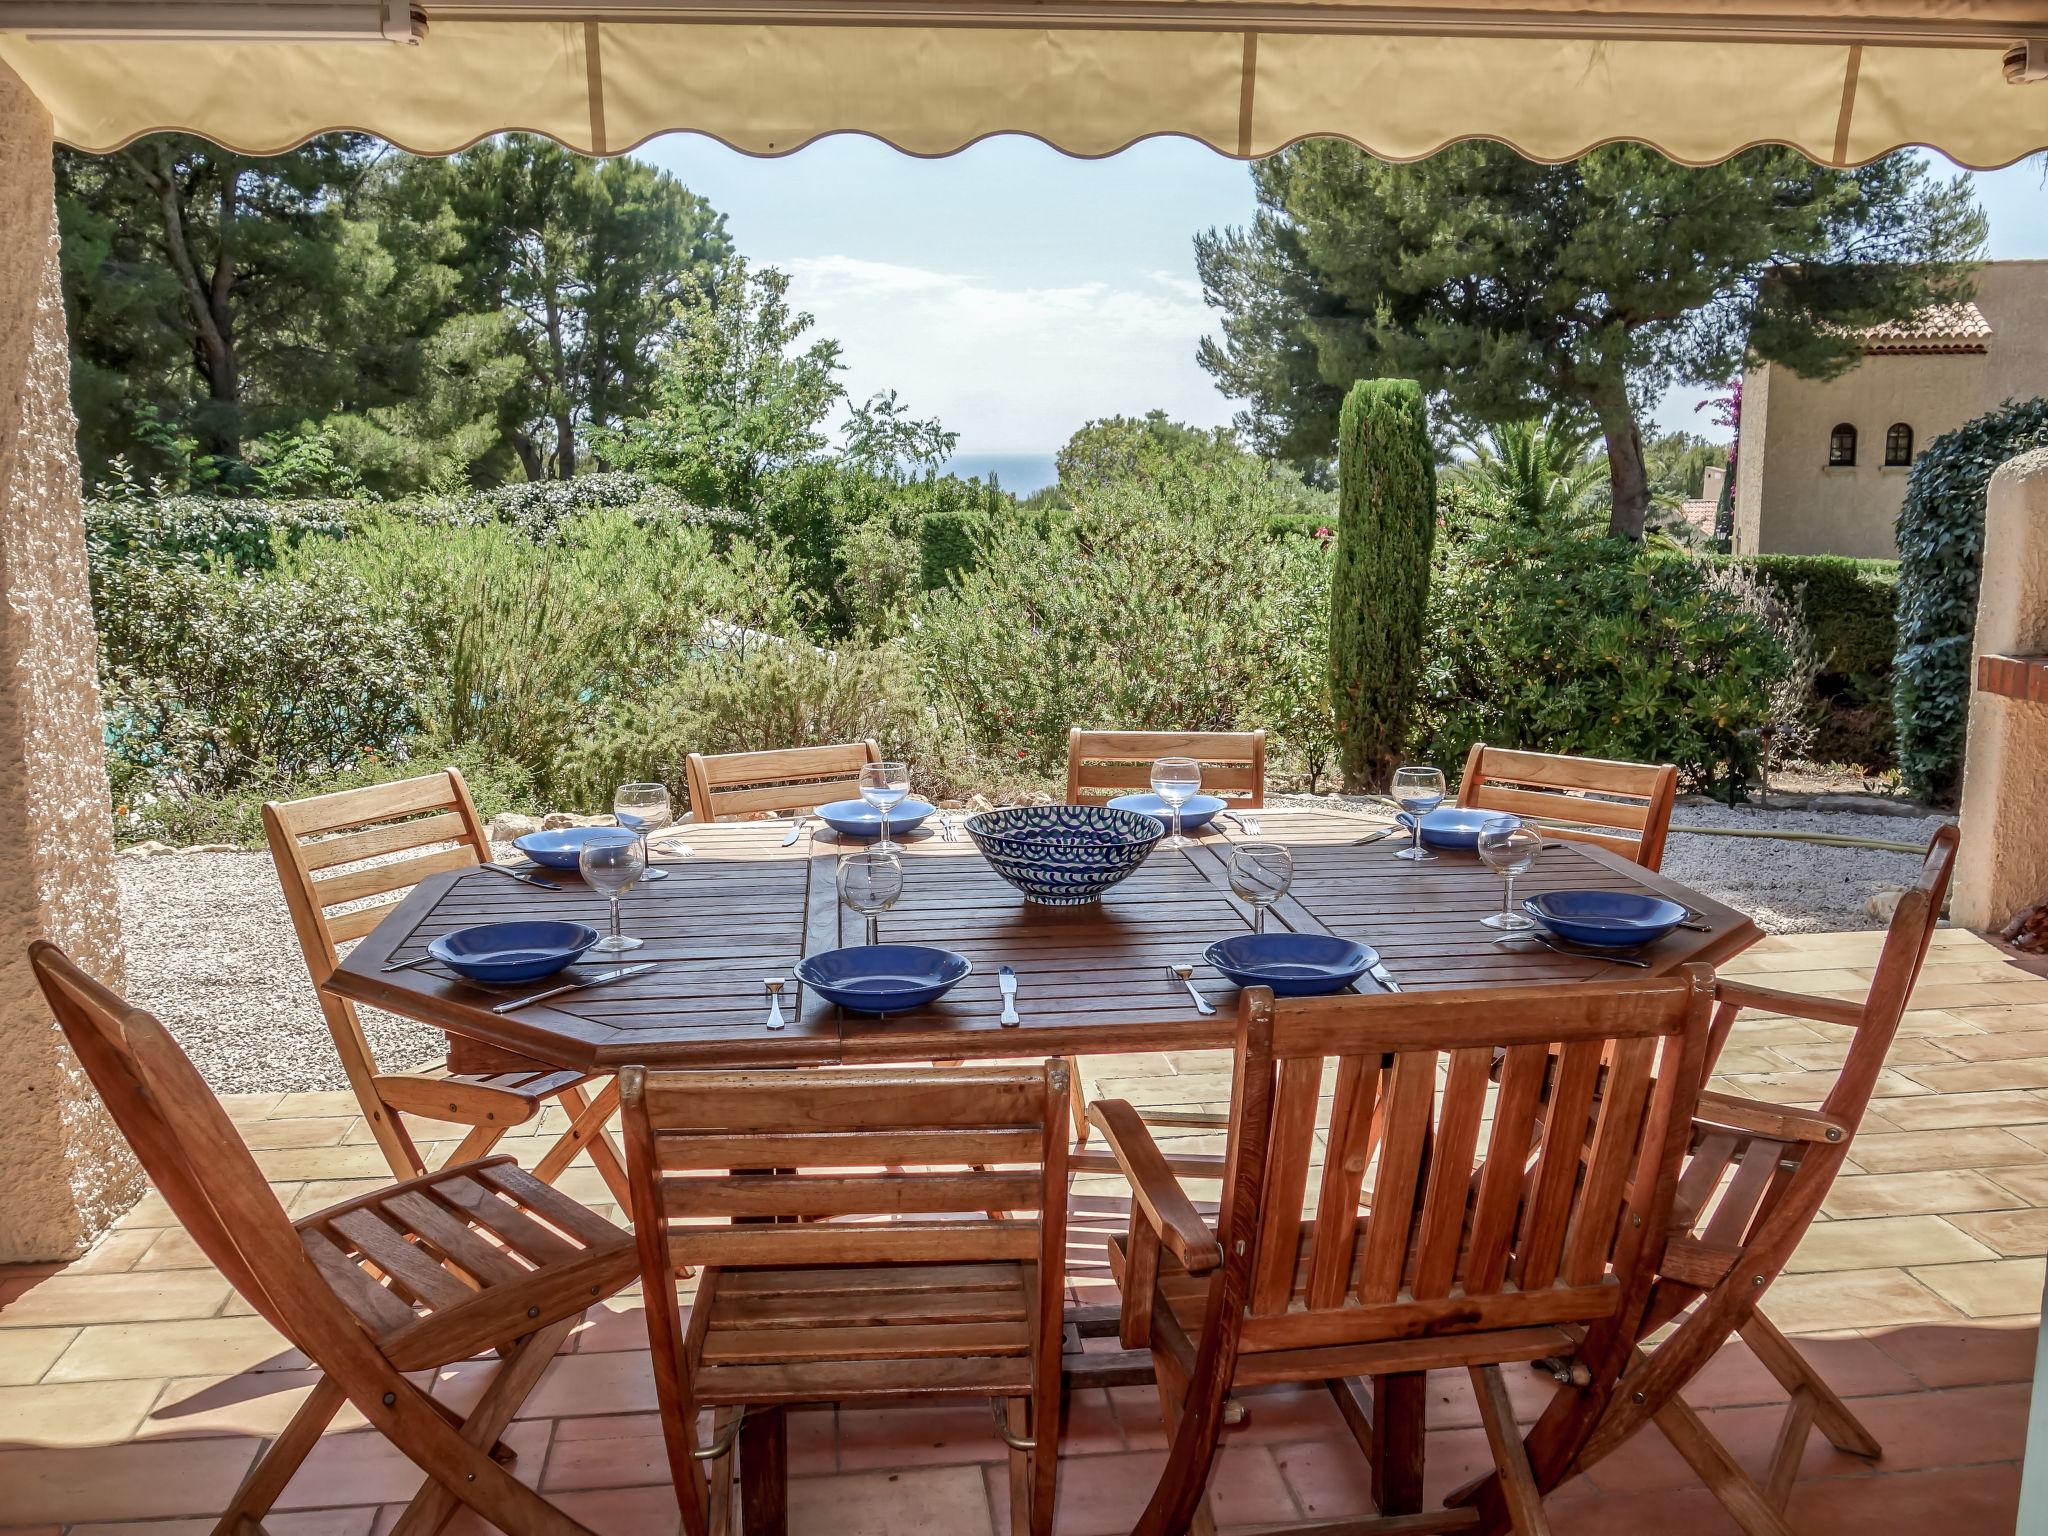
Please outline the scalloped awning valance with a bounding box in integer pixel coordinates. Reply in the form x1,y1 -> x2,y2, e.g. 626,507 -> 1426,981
4,2 -> 2048,166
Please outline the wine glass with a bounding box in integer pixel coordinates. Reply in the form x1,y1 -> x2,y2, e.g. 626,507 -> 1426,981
838,850 -> 904,946
1228,842 -> 1294,934
859,760 -> 912,853
1151,756 -> 1201,849
613,782 -> 673,882
1475,815 -> 1542,930
1391,765 -> 1448,863
578,829 -> 646,955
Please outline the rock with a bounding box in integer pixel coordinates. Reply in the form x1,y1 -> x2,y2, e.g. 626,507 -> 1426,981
119,840 -> 175,859
488,812 -> 544,843
1866,886 -> 1904,924
541,811 -> 613,830
178,843 -> 240,855
965,794 -> 995,813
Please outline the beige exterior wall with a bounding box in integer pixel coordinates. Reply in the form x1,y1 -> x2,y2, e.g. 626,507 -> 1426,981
1736,262 -> 2048,561
0,65 -> 136,1260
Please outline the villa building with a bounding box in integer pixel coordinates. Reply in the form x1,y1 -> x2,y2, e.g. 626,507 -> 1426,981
1734,260 -> 2048,559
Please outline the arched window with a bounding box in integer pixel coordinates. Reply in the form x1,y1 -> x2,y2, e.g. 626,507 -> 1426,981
1886,422 -> 1914,467
1828,423 -> 1858,467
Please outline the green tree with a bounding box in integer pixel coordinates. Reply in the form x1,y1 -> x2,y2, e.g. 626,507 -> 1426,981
1454,416 -> 1606,526
1329,380 -> 1436,791
592,260 -> 846,516
1197,143 -> 1984,538
1642,430 -> 1730,510
1056,411 -> 1240,495
387,136 -> 732,480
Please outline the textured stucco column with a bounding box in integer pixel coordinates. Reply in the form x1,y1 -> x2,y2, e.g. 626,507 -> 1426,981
1954,448 -> 2048,935
0,64 -> 136,1260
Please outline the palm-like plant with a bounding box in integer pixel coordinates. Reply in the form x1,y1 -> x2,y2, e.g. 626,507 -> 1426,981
1456,415 -> 1607,526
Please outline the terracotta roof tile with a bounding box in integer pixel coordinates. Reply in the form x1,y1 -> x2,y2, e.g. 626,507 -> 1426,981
1862,301 -> 1992,353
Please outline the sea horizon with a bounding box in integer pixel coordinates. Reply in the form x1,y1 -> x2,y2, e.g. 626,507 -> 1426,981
940,451 -> 1059,496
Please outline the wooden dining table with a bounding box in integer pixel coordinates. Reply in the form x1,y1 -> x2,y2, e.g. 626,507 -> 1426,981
327,805 -> 1760,1518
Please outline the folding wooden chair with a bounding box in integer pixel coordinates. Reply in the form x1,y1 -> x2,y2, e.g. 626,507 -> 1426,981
264,769 -> 630,1207
683,739 -> 882,822
1456,744 -> 1679,870
621,1063 -> 1071,1536
1065,726 -> 1266,809
1094,971 -> 1713,1535
1506,823 -> 1961,1536
30,941 -> 638,1536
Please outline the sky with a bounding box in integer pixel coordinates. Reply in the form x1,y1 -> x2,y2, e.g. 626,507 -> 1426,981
636,134 -> 2048,468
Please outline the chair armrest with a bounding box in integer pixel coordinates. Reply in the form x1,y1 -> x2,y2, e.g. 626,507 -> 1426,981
1087,1099 -> 1223,1274
1712,977 -> 1866,1030
1694,1089 -> 1849,1146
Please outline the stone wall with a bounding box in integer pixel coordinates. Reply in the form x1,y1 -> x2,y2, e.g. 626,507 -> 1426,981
0,65 -> 137,1259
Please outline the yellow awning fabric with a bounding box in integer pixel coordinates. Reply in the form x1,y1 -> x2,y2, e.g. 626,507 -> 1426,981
5,10 -> 2048,166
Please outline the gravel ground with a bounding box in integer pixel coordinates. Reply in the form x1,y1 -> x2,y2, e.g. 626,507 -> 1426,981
120,799 -> 1953,1094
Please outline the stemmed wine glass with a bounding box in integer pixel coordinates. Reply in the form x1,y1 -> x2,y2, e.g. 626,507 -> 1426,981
1228,842 -> 1294,934
578,829 -> 646,954
613,782 -> 673,882
1391,765 -> 1448,863
1151,756 -> 1201,849
838,850 -> 904,946
859,760 -> 912,853
1475,815 -> 1542,931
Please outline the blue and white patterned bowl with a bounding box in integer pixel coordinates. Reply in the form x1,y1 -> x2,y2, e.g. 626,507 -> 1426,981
963,805 -> 1163,906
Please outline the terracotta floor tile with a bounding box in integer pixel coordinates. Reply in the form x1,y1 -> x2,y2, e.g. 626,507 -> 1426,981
143,1369 -> 369,1440
1950,1206 -> 2048,1256
1934,1028 -> 2048,1062
250,1145 -> 396,1182
44,1318 -> 302,1383
838,1398 -> 1018,1470
270,1091 -> 364,1118
69,1510 -> 377,1536
1680,1332 -> 1916,1409
0,1378 -> 163,1447
0,1271 -> 233,1329
539,1420 -> 668,1491
1907,1256 -> 2046,1318
234,1116 -> 356,1150
519,1347 -> 657,1419
787,1465 -> 994,1536
1786,1215 -> 2000,1273
1903,1057 -> 2048,1094
1822,1170 -> 2025,1219
63,1227 -> 160,1276
280,1419 -> 551,1510
566,1297 -> 648,1354
1547,1482 -> 1768,1535
1764,1268 -> 1961,1333
0,1326 -> 76,1386
1024,1449 -> 1167,1534
1864,1319 -> 2039,1387
0,1435 -> 259,1524
1869,1089 -> 2048,1131
1783,1461 -> 2021,1536
1841,1126 -> 2048,1174
1269,1434 -> 1375,1522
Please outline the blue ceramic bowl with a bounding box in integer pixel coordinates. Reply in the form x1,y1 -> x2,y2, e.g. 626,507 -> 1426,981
428,920 -> 600,983
1523,890 -> 1687,949
814,797 -> 937,839
795,944 -> 972,1014
1203,933 -> 1379,997
514,826 -> 640,871
1108,791 -> 1228,833
1394,806 -> 1501,850
963,805 -> 1163,906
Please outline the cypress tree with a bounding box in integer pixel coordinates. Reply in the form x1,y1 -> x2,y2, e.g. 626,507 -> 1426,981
1329,379 -> 1437,791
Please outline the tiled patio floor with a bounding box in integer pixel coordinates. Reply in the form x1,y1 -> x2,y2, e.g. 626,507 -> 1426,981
2,927 -> 2040,1534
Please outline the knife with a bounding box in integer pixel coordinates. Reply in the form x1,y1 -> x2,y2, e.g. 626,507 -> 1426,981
1368,961 -> 1404,993
1522,934 -> 1650,968
490,961 -> 659,1014
781,816 -> 810,848
477,862 -> 561,891
998,964 -> 1020,1026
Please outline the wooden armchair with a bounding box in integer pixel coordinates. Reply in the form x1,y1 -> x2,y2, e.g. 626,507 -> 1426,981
31,942 -> 638,1536
1094,972 -> 1713,1535
683,740 -> 881,822
1519,823 -> 1961,1536
1456,743 -> 1679,870
1066,727 -> 1266,808
621,1063 -> 1070,1536
264,769 -> 630,1206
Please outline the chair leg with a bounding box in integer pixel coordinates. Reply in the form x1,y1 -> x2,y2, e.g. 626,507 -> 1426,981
210,1375 -> 347,1535
386,1314 -> 578,1536
1005,1398 -> 1031,1536
1029,1382 -> 1060,1536
1469,1365 -> 1550,1536
1739,1312 -> 1882,1459
1371,1372 -> 1426,1517
1651,1393 -> 1797,1536
705,1407 -> 742,1536
739,1404 -> 789,1536
535,1080 -> 630,1210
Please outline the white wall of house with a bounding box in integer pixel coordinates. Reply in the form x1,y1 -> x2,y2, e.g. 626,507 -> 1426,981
1734,261 -> 2048,560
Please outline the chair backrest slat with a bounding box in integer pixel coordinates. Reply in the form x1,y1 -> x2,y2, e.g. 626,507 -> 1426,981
1457,742 -> 1679,870
682,741 -> 882,822
623,1065 -> 1068,1273
1066,728 -> 1266,807
1231,973 -> 1710,1349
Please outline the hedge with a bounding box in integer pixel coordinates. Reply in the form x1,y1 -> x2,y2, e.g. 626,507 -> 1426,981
1894,397 -> 2048,800
918,510 -> 982,590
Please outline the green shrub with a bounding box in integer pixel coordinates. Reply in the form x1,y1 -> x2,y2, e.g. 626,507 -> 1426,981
1417,509 -> 1789,794
916,454 -> 1329,783
1895,397 -> 2048,800
1329,380 -> 1437,792
918,509 -> 982,589
86,496 -> 354,576
1706,552 -> 1898,768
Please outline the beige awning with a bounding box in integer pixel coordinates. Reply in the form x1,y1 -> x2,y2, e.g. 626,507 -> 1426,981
4,3 -> 2048,165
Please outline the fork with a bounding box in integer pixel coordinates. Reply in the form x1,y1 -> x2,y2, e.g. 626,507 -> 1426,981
476,862 -> 561,891
1223,810 -> 1263,835
1168,962 -> 1216,1016
764,977 -> 787,1030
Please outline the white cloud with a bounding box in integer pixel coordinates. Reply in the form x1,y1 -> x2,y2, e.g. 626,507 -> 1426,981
779,255 -> 1232,454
